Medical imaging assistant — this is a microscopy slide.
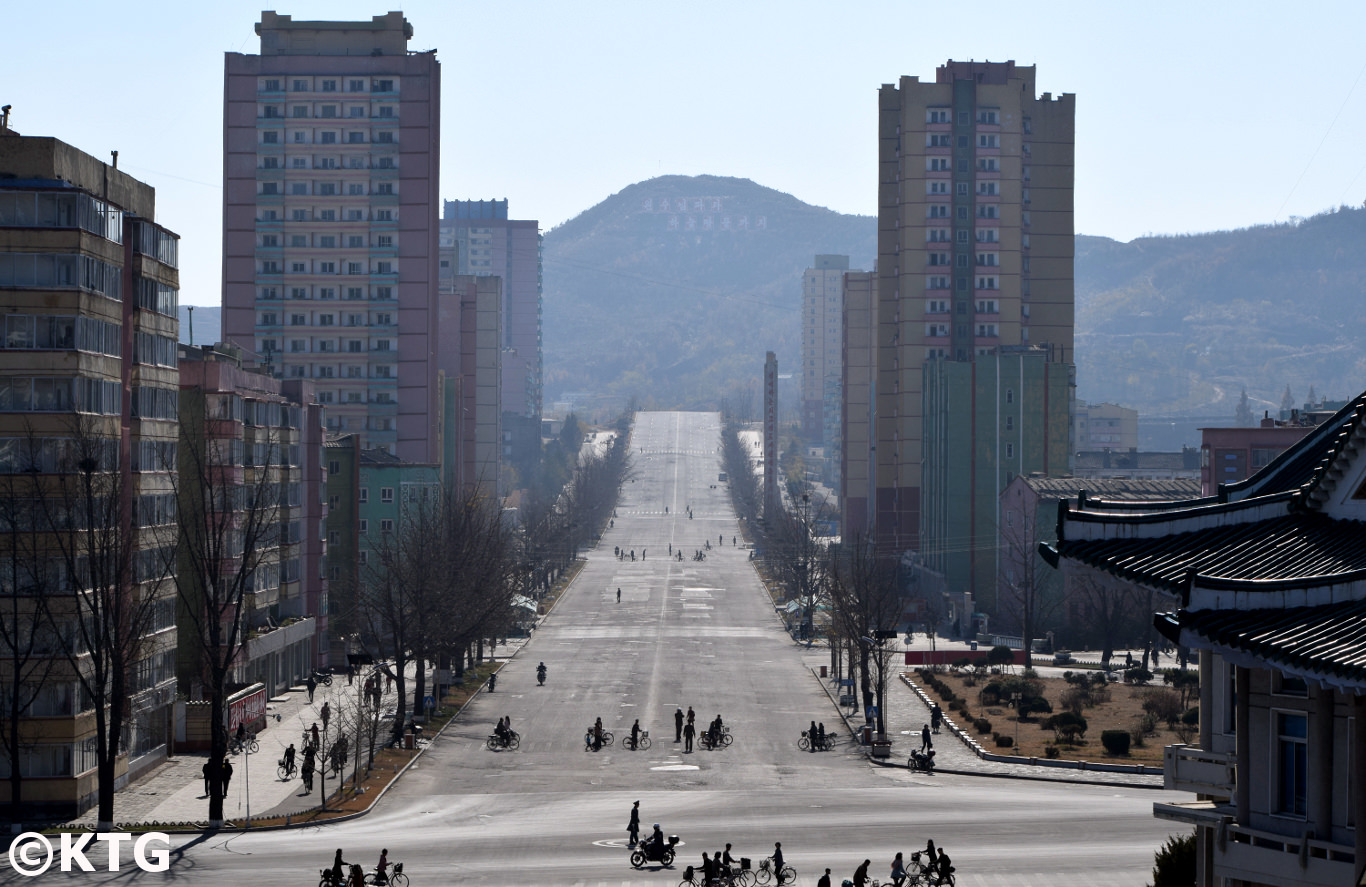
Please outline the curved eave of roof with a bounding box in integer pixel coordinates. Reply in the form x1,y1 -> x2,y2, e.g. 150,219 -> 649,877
1156,608 -> 1366,693
1222,394 -> 1366,502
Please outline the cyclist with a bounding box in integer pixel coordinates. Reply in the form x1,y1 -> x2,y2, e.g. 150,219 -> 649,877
890,851 -> 907,887
327,849 -> 348,887
283,743 -> 296,774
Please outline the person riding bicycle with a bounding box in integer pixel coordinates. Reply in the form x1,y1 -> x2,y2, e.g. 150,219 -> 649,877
890,851 -> 907,887
495,717 -> 510,746
328,849 -> 347,887
283,743 -> 296,773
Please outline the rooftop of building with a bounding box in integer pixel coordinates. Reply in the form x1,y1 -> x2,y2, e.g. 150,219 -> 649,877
255,11 -> 413,56
1021,476 -> 1202,502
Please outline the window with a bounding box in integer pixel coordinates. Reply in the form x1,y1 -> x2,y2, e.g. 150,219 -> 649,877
976,253 -> 999,267
321,80 -> 337,92
1006,389 -> 1014,404
292,105 -> 308,118
319,132 -> 337,145
263,131 -> 278,144
977,158 -> 999,172
1005,443 -> 1014,458
928,228 -> 949,243
1276,712 -> 1308,816
955,230 -> 969,243
976,299 -> 998,313
976,277 -> 998,290
977,182 -> 999,196
928,205 -> 948,218
926,276 -> 949,289
976,323 -> 999,337
924,323 -> 949,337
290,314 -> 306,325
976,229 -> 999,243
321,105 -> 338,118
1005,416 -> 1014,431
380,487 -> 394,503
956,183 -> 969,196
977,109 -> 999,125
928,252 -> 949,266
376,131 -> 394,144
928,158 -> 951,172
925,299 -> 949,313
349,184 -> 365,195
373,79 -> 395,92
928,182 -> 948,195
978,134 -> 999,148
926,109 -> 950,124
977,205 -> 999,219
375,210 -> 393,221
348,262 -> 363,275
927,134 -> 952,147
349,79 -> 365,92
290,183 -> 307,195
380,519 -> 394,533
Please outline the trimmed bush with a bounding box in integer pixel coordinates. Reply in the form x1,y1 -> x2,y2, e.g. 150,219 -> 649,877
1044,745 -> 1060,759
1181,706 -> 1199,727
993,734 -> 1014,748
1044,711 -> 1088,744
1018,696 -> 1052,720
974,718 -> 992,734
1125,667 -> 1154,685
1101,730 -> 1131,756
1152,832 -> 1196,887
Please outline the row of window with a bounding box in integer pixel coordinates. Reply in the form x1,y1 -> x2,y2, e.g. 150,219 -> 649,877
0,436 -> 119,475
261,129 -> 396,147
926,133 -> 1002,149
277,363 -> 396,380
259,285 -> 393,301
260,104 -> 397,120
0,191 -> 123,243
260,181 -> 397,197
926,228 -> 999,243
134,331 -> 179,368
927,252 -> 1000,267
260,154 -> 397,170
129,220 -> 180,269
925,108 -> 1001,125
259,78 -> 398,94
925,299 -> 999,314
262,338 -> 395,354
260,234 -> 395,249
0,377 -> 121,415
926,157 -> 1019,175
258,312 -> 393,327
260,208 -> 395,223
314,390 -> 395,405
258,259 -> 396,275
131,385 -> 179,421
0,254 -> 122,300
136,277 -> 179,317
2,315 -> 121,356
924,323 -> 1000,338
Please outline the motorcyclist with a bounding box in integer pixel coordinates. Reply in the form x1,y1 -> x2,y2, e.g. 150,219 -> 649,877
488,671 -> 497,692
495,717 -> 509,746
647,824 -> 665,859
537,662 -> 547,684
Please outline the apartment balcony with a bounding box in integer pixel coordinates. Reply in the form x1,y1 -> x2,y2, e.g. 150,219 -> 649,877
1155,802 -> 1354,887
1163,743 -> 1234,798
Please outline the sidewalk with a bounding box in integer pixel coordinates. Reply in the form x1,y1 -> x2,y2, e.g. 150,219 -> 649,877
63,637 -> 530,829
800,644 -> 1166,789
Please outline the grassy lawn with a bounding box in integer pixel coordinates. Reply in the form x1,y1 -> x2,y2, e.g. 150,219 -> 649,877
910,667 -> 1197,767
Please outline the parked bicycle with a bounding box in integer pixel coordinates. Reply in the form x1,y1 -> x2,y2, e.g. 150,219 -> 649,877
223,727 -> 259,756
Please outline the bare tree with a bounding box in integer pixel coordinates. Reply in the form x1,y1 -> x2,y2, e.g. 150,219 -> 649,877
997,505 -> 1064,669
172,394 -> 286,827
0,465 -> 58,817
39,423 -> 170,829
824,534 -> 901,736
1066,568 -> 1142,666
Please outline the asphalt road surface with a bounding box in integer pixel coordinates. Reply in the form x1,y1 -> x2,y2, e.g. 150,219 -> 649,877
32,411 -> 1188,886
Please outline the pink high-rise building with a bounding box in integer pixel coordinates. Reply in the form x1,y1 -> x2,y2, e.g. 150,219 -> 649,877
222,12 -> 441,462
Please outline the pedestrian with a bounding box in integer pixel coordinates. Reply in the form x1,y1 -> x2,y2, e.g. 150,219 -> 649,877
347,663 -> 355,686
683,718 -> 696,753
687,706 -> 695,725
773,843 -> 787,886
631,718 -> 641,749
627,800 -> 641,846
930,703 -> 942,734
674,707 -> 684,742
321,701 -> 331,732
921,723 -> 932,752
617,588 -> 621,603
385,669 -> 393,693
817,869 -> 832,887
201,759 -> 213,796
808,720 -> 818,753
852,858 -> 870,887
310,721 -> 320,749
306,674 -> 317,703
669,543 -> 672,554
221,758 -> 234,794
302,757 -> 314,793
817,722 -> 826,749
593,717 -> 603,752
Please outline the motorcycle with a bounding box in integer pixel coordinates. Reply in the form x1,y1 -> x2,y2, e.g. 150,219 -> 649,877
488,672 -> 496,692
908,748 -> 936,772
630,835 -> 679,868
537,667 -> 546,686
312,670 -> 333,687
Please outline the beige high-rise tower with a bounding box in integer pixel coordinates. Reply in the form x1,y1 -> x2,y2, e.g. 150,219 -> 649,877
873,60 -> 1074,553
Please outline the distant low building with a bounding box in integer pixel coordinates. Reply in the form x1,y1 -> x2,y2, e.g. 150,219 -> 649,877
1072,447 -> 1200,480
1201,412 -> 1323,495
1074,401 -> 1138,451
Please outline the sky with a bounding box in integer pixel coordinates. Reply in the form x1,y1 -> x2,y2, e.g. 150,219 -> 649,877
4,0 -> 1366,306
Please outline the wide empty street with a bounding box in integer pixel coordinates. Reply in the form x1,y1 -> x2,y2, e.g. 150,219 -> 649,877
58,411 -> 1187,887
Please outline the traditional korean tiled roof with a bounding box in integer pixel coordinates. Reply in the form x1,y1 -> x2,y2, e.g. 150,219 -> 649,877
1155,599 -> 1366,691
1022,476 -> 1203,504
1224,391 -> 1366,502
1055,512 -> 1366,593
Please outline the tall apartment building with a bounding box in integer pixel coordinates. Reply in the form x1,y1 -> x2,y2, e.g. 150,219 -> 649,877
873,61 -> 1074,554
435,269 -> 502,498
440,200 -> 542,476
800,255 -> 851,445
177,344 -> 327,692
840,270 -> 877,537
0,129 -> 181,816
222,12 -> 441,462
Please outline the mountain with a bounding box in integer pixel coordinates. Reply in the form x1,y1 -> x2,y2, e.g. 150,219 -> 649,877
1075,205 -> 1366,417
542,175 -> 875,409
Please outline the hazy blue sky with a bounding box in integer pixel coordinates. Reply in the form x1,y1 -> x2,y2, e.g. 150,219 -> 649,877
4,0 -> 1365,305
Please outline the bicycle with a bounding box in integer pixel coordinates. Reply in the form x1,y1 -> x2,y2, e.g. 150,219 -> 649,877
363,862 -> 408,887
277,757 -> 297,780
625,730 -> 651,751
486,730 -> 520,751
753,856 -> 795,886
798,730 -> 837,751
223,728 -> 259,756
680,864 -> 754,887
699,727 -> 732,750
584,730 -> 615,751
